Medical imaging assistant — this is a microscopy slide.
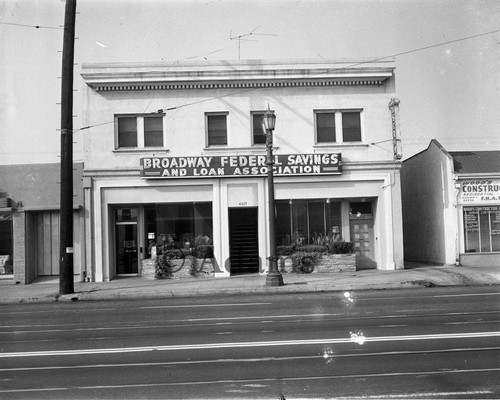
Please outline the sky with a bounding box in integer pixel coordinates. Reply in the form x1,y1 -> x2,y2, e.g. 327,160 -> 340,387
1,0 -> 499,165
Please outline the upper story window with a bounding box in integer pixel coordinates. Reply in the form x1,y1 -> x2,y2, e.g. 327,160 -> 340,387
116,114 -> 165,149
315,110 -> 362,144
206,112 -> 228,146
251,112 -> 266,145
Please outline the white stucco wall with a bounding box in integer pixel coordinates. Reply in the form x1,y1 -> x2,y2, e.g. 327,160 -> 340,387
401,140 -> 457,265
80,60 -> 404,280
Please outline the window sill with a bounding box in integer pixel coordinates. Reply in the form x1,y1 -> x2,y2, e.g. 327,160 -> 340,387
314,143 -> 369,149
113,148 -> 170,154
203,146 -> 269,153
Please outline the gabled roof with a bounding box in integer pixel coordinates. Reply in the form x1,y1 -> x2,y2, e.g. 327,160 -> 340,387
449,151 -> 500,174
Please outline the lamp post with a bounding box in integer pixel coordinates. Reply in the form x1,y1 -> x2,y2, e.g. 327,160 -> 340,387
262,105 -> 284,287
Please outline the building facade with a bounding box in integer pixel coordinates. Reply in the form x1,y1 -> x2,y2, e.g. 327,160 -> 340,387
0,163 -> 84,284
402,139 -> 500,267
81,59 -> 404,282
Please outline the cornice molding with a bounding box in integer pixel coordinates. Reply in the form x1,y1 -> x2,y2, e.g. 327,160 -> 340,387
82,59 -> 395,92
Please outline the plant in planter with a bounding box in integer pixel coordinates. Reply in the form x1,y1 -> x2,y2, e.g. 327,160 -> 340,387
328,240 -> 354,254
291,251 -> 323,273
192,235 -> 213,258
154,234 -> 185,279
291,233 -> 355,273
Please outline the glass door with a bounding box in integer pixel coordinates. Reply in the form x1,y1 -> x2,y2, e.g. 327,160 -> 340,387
115,208 -> 138,275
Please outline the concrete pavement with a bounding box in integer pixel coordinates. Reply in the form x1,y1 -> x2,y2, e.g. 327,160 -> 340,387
0,264 -> 499,304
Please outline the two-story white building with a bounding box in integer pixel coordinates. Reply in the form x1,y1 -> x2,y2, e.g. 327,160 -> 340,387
81,59 -> 404,282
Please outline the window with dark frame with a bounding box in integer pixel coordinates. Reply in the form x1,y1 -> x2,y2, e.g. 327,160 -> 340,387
342,111 -> 362,142
116,114 -> 164,149
252,112 -> 266,145
207,113 -> 228,146
144,116 -> 163,147
315,110 -> 362,144
316,112 -> 336,143
117,117 -> 137,148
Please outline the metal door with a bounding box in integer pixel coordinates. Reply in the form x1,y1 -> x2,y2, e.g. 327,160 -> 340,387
228,207 -> 259,275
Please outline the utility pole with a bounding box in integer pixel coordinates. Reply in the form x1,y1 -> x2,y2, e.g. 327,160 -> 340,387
59,0 -> 77,295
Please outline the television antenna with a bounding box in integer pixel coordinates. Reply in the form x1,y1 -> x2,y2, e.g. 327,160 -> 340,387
230,25 -> 277,60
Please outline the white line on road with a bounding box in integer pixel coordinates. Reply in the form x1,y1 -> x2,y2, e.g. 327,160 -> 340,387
0,331 -> 499,358
1,346 -> 498,372
0,368 -> 498,395
341,391 -> 494,399
433,292 -> 500,298
141,302 -> 272,309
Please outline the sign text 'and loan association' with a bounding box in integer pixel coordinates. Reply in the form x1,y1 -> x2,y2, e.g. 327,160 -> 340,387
140,153 -> 342,178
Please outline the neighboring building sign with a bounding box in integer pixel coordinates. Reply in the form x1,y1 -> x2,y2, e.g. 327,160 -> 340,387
140,153 -> 342,178
459,179 -> 500,204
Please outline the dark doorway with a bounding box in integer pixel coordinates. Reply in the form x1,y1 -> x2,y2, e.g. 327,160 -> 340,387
115,208 -> 138,275
228,207 -> 259,275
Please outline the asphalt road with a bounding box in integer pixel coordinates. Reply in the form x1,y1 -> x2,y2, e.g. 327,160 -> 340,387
0,286 -> 499,399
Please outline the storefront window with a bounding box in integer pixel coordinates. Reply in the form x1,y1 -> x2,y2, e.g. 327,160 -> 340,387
0,214 -> 13,275
276,199 -> 342,245
145,202 -> 213,255
464,206 -> 500,253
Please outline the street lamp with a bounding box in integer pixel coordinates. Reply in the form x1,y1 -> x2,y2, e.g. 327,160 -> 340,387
262,105 -> 284,287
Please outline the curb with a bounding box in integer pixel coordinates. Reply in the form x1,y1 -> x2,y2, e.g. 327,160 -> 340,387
28,279 -> 495,304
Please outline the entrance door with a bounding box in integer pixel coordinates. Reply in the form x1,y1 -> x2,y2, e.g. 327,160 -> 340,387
350,218 -> 376,269
229,208 -> 259,275
115,208 -> 138,275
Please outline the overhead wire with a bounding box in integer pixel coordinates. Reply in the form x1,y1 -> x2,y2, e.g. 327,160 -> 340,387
0,21 -> 64,30
75,27 -> 500,133
2,15 -> 497,135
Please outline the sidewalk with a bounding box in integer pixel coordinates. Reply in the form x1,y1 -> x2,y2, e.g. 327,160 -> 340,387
0,264 -> 499,304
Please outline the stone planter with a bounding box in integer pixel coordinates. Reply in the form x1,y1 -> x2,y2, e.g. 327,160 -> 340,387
141,257 -> 215,279
314,253 -> 356,273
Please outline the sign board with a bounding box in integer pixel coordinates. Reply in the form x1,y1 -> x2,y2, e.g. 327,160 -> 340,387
140,153 -> 342,179
459,179 -> 500,204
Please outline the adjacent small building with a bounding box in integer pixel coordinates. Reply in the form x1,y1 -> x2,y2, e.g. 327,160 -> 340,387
0,163 -> 84,283
402,139 -> 500,267
80,59 -> 404,282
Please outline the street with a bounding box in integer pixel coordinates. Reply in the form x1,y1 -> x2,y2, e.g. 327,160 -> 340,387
0,286 -> 499,399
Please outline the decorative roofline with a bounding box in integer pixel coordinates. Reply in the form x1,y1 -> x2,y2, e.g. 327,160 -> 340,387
81,58 -> 395,92
91,79 -> 389,92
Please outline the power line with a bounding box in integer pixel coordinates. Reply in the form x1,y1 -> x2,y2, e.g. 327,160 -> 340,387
76,27 -> 500,132
0,21 -> 64,30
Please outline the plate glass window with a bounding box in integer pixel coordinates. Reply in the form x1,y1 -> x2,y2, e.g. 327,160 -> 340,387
207,113 -> 228,146
464,206 -> 500,253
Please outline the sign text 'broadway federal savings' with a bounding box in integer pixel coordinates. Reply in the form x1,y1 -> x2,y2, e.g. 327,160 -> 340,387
140,153 -> 342,178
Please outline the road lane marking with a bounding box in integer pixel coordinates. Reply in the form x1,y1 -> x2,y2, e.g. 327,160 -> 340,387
186,313 -> 334,321
1,346 -> 498,372
345,391 -> 494,399
0,331 -> 499,358
2,310 -> 499,335
433,292 -> 500,298
0,368 -> 498,395
141,302 -> 272,309
3,347 -> 500,373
